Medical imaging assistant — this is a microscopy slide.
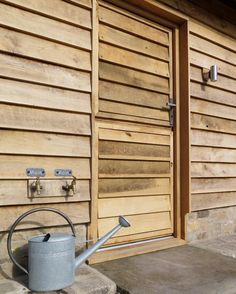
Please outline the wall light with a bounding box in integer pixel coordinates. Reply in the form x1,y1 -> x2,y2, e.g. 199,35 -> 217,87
202,65 -> 218,82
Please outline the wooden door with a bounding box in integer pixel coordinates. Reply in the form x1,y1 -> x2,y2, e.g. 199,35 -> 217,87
96,2 -> 174,246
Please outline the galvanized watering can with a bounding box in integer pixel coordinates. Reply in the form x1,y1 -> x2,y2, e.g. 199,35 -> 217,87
7,207 -> 130,292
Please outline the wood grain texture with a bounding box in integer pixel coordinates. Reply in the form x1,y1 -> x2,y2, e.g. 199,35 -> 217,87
189,34 -> 236,65
99,141 -> 170,159
99,5 -> 169,45
191,113 -> 236,135
99,178 -> 171,198
192,163 -> 236,178
98,195 -> 171,217
0,104 -> 91,135
99,80 -> 168,109
0,130 -> 90,157
192,178 -> 236,194
99,128 -> 170,145
192,146 -> 236,163
99,43 -> 169,77
0,155 -> 90,179
0,180 -> 90,205
190,66 -> 236,93
191,130 -> 236,148
192,191 -> 236,211
2,0 -> 92,28
100,24 -> 169,60
0,79 -> 91,113
100,62 -> 169,93
99,160 -> 170,177
0,27 -> 91,70
0,202 -> 90,232
98,212 -> 171,237
0,3 -> 91,50
0,54 -> 91,91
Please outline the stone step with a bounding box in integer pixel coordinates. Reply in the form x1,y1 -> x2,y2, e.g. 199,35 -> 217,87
0,264 -> 116,294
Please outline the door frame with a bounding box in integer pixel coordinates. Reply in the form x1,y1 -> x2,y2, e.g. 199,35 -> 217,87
88,0 -> 190,263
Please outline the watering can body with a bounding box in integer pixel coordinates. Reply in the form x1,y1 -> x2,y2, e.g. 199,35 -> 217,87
7,208 -> 130,292
29,233 -> 75,291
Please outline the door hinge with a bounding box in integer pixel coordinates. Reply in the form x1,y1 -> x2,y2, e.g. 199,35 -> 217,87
166,98 -> 176,129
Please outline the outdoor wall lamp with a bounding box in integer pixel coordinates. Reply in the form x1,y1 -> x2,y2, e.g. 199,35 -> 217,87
202,65 -> 218,82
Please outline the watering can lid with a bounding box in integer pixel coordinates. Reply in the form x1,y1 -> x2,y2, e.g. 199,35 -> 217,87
29,233 -> 75,243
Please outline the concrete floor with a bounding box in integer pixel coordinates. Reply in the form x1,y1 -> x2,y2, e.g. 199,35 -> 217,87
93,244 -> 236,294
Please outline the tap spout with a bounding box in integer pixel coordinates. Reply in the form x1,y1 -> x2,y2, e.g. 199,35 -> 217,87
75,216 -> 130,269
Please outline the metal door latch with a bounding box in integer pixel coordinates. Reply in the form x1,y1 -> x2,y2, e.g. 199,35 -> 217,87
166,98 -> 176,128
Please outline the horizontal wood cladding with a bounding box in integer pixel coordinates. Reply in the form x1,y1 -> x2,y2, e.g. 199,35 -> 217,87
97,123 -> 173,243
190,20 -> 236,211
0,0 -> 92,222
0,202 -> 90,232
98,212 -> 172,238
97,3 -> 172,126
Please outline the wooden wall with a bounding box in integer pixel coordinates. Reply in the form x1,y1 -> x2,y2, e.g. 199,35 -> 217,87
189,21 -> 236,211
0,0 -> 92,231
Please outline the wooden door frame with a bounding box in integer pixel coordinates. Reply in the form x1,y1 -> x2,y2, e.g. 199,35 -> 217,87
88,0 -> 190,263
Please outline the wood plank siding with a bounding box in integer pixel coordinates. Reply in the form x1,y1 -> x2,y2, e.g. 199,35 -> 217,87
93,2 -> 175,247
0,0 -> 92,229
189,21 -> 236,211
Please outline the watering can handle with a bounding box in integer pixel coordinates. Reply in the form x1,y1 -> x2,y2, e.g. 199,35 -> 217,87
7,207 -> 76,275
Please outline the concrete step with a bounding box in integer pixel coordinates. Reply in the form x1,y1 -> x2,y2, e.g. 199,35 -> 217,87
0,264 -> 116,294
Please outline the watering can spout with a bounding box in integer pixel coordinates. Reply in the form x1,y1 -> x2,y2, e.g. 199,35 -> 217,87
74,216 -> 130,269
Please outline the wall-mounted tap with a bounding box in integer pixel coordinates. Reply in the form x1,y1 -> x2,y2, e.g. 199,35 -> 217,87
30,177 -> 42,195
62,176 -> 77,195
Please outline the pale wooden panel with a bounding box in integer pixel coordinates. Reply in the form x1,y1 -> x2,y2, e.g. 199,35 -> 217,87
98,212 -> 171,237
192,163 -> 236,178
190,66 -> 236,93
189,34 -> 236,65
0,79 -> 91,113
97,121 -> 170,135
0,130 -> 90,157
189,21 -> 236,52
0,3 -> 91,50
99,100 -> 169,121
99,6 -> 169,45
0,104 -> 91,135
191,130 -> 236,148
97,112 -> 170,127
190,50 -> 236,79
100,62 -> 169,93
191,178 -> 236,194
0,54 -> 91,91
0,180 -> 90,205
99,43 -> 169,77
2,0 -> 92,28
0,202 -> 90,232
99,141 -> 170,160
99,178 -> 171,198
99,129 -> 170,145
192,191 -> 236,211
99,160 -> 170,178
100,24 -> 169,60
0,156 -> 90,179
191,82 -> 236,107
192,146 -> 236,163
105,228 -> 173,246
191,98 -> 236,121
98,195 -> 171,217
0,27 -> 91,71
99,81 -> 168,109
191,113 -> 236,135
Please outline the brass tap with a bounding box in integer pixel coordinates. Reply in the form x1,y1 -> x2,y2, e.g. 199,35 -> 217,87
31,177 -> 42,195
62,176 -> 77,195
